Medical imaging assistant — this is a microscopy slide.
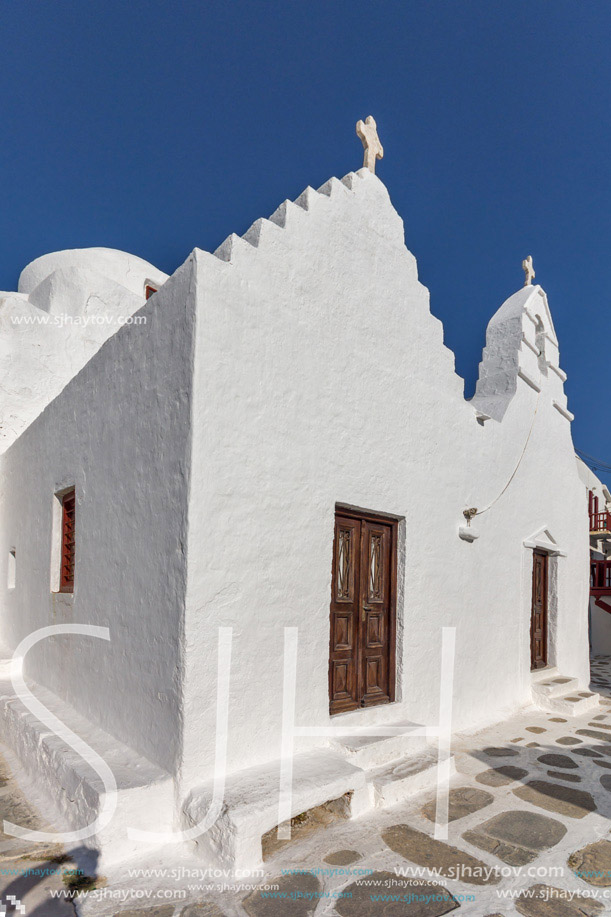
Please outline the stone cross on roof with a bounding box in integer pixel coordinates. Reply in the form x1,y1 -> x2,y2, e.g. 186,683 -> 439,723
522,255 -> 535,287
356,116 -> 384,174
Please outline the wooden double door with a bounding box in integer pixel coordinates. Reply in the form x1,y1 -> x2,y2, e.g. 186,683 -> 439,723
530,550 -> 548,670
329,508 -> 397,714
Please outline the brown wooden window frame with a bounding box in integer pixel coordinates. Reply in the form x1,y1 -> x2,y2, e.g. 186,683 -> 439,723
58,488 -> 76,593
144,284 -> 157,300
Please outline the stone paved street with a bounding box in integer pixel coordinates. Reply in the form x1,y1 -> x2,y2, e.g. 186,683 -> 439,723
3,658 -> 611,915
0,752 -> 76,916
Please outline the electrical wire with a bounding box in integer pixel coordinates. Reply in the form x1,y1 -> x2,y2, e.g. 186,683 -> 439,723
576,448 -> 611,475
474,391 -> 541,517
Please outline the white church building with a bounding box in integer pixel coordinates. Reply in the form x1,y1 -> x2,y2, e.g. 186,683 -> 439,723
0,120 -> 595,871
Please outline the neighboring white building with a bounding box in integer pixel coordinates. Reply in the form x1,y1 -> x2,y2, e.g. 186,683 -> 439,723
576,456 -> 611,653
0,162 -> 595,871
0,248 -> 168,452
576,455 -> 611,560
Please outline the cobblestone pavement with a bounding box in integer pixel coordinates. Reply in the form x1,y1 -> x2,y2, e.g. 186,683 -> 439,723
0,752 -> 76,915
3,659 -> 611,916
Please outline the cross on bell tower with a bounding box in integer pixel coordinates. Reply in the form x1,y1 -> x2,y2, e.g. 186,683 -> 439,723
356,116 -> 384,174
522,255 -> 535,287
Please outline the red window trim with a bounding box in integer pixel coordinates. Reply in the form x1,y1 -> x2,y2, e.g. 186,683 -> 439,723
145,284 -> 157,300
59,488 -> 76,593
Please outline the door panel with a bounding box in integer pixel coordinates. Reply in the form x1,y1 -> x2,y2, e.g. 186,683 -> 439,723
329,510 -> 397,714
530,551 -> 548,670
329,516 -> 360,712
359,519 -> 392,706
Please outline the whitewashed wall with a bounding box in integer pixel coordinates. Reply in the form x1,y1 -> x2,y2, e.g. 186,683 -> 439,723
179,169 -> 589,793
0,260 -> 193,773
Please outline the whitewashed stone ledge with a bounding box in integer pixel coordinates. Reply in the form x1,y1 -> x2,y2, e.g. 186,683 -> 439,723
524,307 -> 541,328
521,333 -> 541,357
0,672 -> 173,869
517,367 -> 542,392
553,400 -> 574,422
548,362 -> 568,381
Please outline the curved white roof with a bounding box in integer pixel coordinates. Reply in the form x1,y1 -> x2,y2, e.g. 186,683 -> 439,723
18,247 -> 168,298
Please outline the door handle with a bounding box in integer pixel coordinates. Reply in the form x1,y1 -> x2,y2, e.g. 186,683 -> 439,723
362,605 -> 372,622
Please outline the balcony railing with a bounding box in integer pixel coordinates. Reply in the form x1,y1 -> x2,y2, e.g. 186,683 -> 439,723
591,560 -> 611,596
590,511 -> 611,534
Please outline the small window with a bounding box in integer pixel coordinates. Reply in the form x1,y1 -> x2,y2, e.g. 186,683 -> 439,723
7,550 -> 16,590
145,284 -> 157,300
59,488 -> 76,592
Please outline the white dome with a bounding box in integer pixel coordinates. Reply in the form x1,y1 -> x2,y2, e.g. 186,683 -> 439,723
18,247 -> 168,298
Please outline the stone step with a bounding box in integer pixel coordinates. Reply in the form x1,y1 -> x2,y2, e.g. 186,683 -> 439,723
530,666 -> 559,684
183,748 -> 372,870
531,675 -> 579,699
369,753 -> 456,809
331,721 -> 429,770
532,687 -> 599,717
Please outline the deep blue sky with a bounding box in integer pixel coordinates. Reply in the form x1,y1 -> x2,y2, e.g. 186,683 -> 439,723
1,1 -> 610,484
